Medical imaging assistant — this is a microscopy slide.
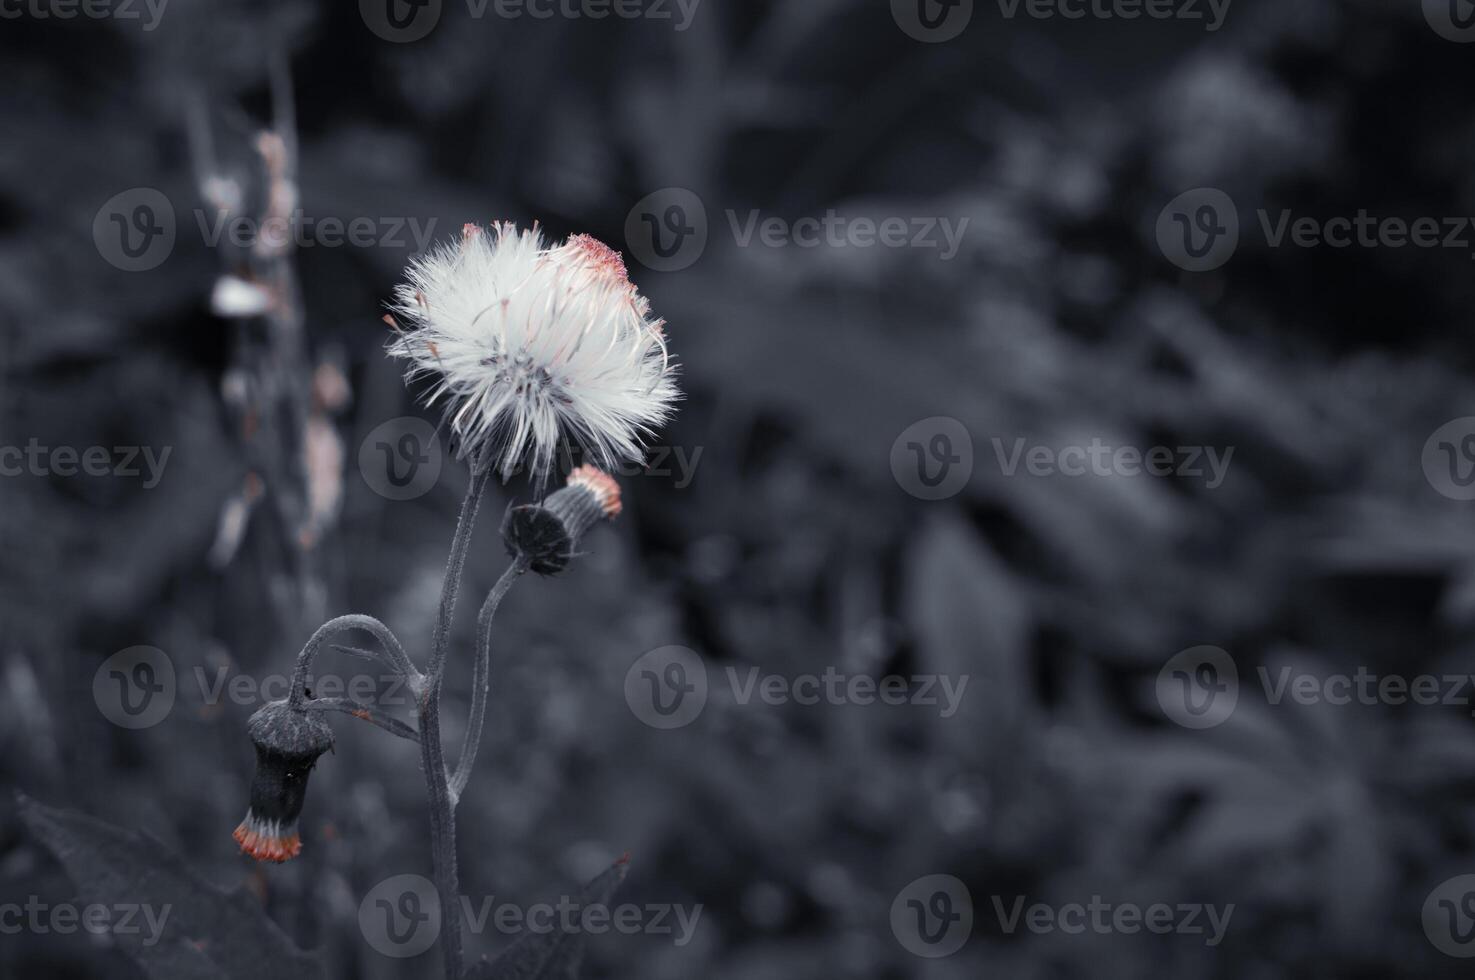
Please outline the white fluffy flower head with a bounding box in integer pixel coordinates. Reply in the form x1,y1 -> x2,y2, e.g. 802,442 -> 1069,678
388,223 -> 678,483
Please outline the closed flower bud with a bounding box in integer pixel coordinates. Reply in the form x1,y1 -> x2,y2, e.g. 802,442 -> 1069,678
502,465 -> 622,574
233,701 -> 334,863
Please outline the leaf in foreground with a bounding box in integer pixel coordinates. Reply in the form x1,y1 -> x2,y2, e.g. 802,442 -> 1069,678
462,856 -> 630,980
17,793 -> 324,980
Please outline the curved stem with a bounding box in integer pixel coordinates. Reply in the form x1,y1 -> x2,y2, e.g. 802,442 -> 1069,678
287,614 -> 418,708
449,555 -> 529,805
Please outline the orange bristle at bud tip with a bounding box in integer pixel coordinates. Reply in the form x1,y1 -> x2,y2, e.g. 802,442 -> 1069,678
568,465 -> 622,517
233,821 -> 302,863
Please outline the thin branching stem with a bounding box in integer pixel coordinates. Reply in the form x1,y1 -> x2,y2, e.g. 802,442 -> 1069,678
305,697 -> 420,742
449,554 -> 530,805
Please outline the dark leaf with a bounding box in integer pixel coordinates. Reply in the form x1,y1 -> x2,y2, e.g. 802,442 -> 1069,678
17,793 -> 324,980
462,856 -> 630,980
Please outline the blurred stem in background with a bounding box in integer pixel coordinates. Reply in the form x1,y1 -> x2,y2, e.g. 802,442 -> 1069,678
189,51 -> 346,642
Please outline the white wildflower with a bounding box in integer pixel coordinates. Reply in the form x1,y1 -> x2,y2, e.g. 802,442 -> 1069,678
387,222 -> 678,483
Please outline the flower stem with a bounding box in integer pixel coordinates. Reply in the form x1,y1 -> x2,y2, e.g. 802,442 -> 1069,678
428,463 -> 491,683
449,554 -> 530,805
420,464 -> 490,980
418,687 -> 463,980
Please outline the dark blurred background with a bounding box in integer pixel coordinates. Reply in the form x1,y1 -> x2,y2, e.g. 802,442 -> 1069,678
7,0 -> 1475,976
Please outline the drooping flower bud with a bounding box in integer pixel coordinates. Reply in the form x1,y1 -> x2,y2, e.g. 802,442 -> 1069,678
233,701 -> 334,863
502,465 -> 622,574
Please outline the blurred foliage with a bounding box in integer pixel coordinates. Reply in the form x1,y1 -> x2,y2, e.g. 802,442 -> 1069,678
5,0 -> 1475,978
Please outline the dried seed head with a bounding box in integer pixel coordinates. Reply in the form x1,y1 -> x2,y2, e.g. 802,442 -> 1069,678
386,223 -> 678,485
